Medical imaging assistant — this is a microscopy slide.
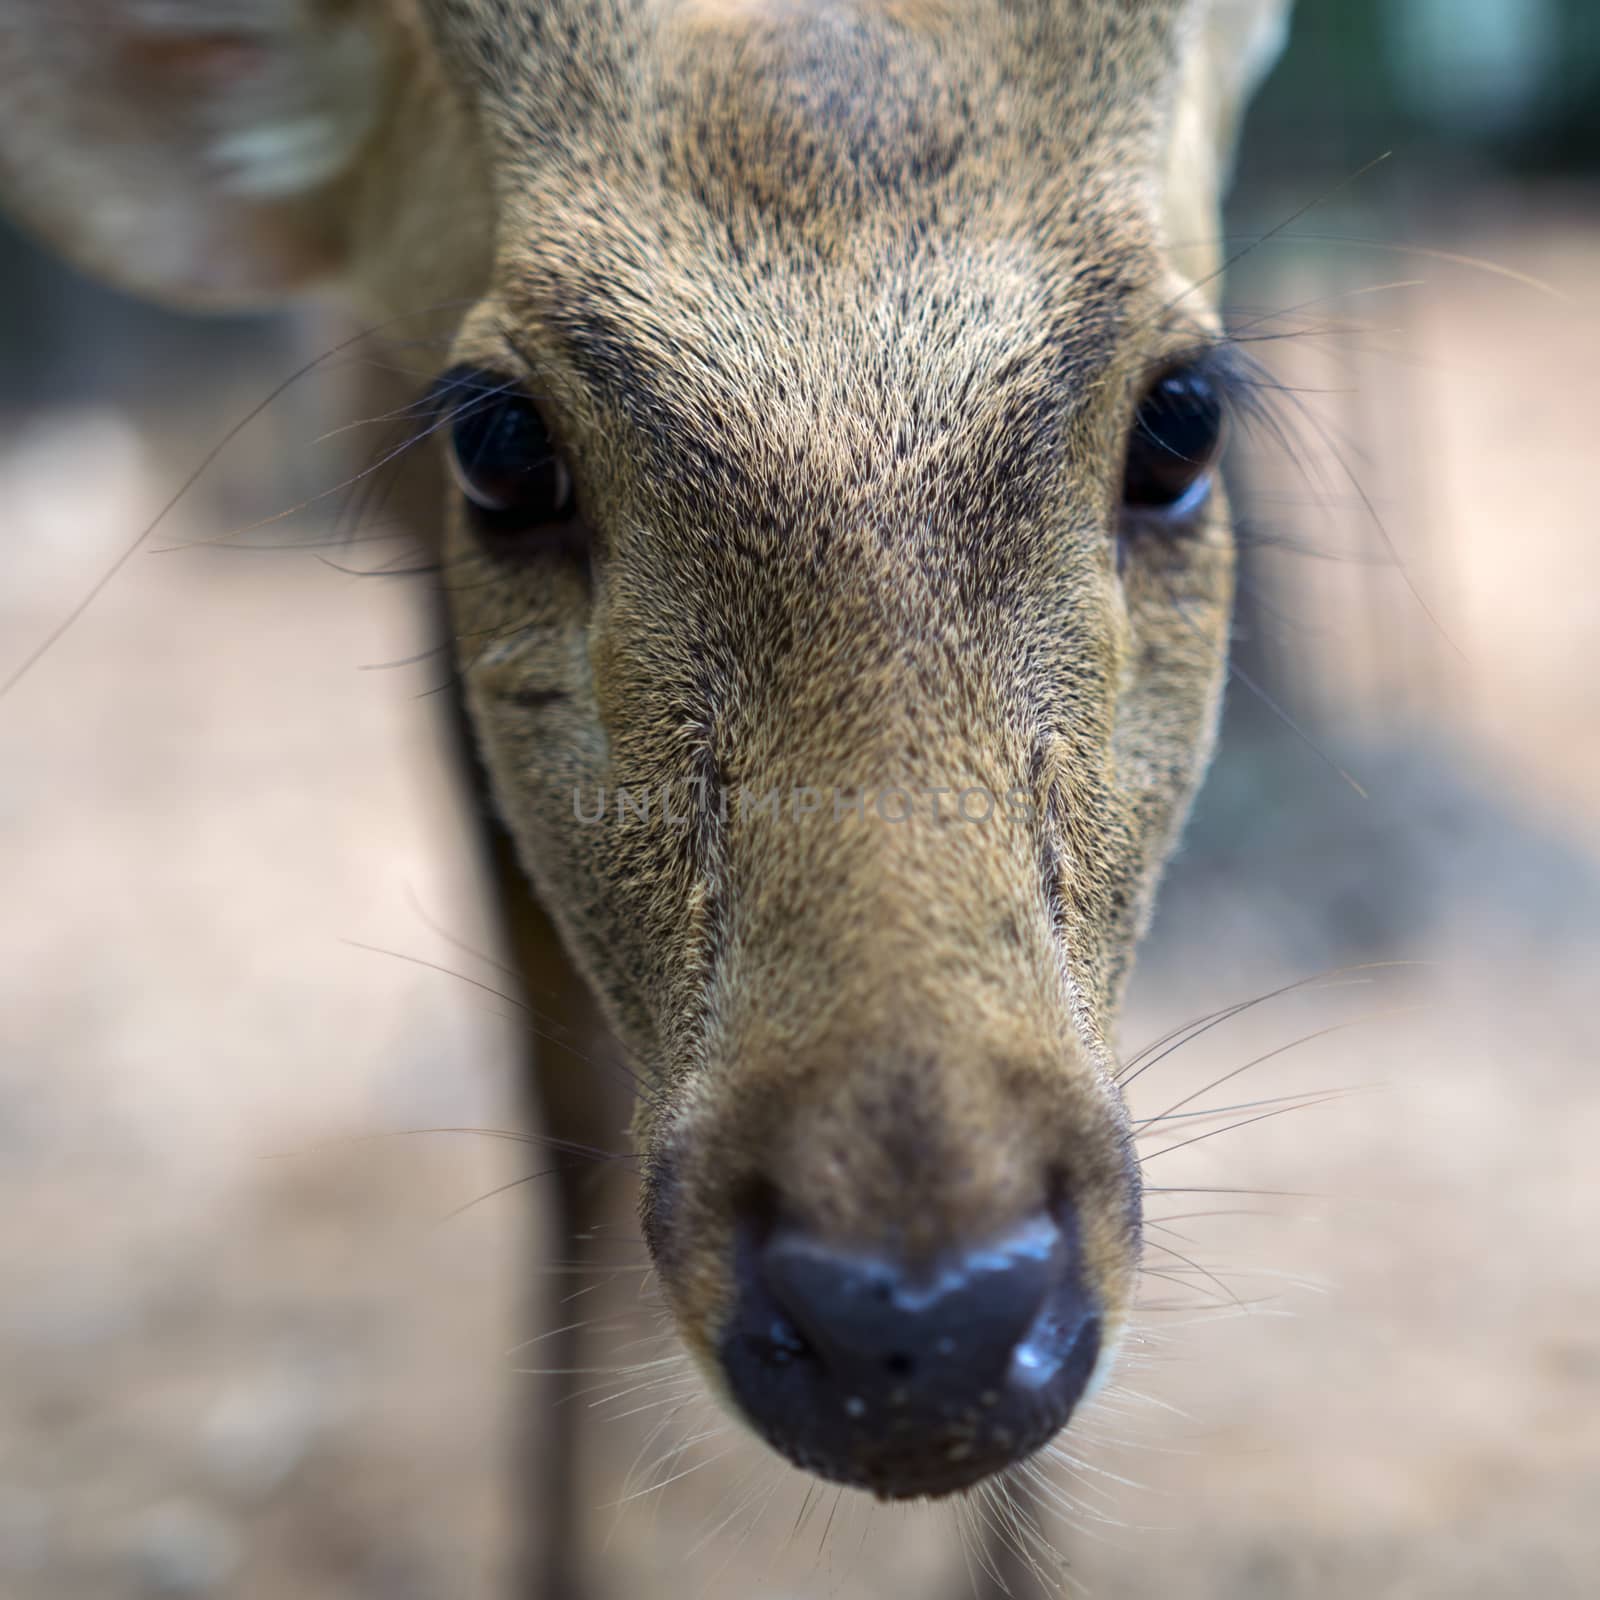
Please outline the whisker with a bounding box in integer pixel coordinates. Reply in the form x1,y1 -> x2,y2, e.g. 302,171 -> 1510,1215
1159,151 -> 1394,324
401,883 -> 527,987
1142,1185 -> 1315,1197
147,376 -> 508,555
1272,231 -> 1569,302
339,936 -> 662,1109
0,299 -> 473,698
1255,372 -> 1467,660
1117,961 -> 1424,1088
1139,1238 -> 1247,1311
611,1437 -> 741,1506
1134,1083 -> 1369,1129
1141,1012 -> 1410,1129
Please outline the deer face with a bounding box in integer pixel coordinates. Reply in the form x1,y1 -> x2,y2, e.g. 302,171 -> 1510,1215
0,0 -> 1288,1501
438,0 -> 1270,1495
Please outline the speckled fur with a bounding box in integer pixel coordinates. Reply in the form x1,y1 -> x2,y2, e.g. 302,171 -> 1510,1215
0,0 -> 1288,1490
431,0 -> 1253,1389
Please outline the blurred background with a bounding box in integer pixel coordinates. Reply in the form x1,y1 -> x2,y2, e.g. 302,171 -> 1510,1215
1,1 -> 1596,1595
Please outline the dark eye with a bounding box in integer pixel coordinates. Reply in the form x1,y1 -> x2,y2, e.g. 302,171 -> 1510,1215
434,368 -> 576,530
1122,365 -> 1226,516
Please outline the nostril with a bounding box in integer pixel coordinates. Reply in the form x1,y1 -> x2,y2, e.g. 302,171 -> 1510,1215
731,1175 -> 782,1248
727,1189 -> 810,1372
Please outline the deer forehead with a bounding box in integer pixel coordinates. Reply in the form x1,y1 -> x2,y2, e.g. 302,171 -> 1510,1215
439,0 -> 1186,184
672,0 -> 956,32
659,3 -> 964,228
445,0 -> 1185,402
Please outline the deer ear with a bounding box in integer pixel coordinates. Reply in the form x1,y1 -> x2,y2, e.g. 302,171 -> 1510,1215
1199,0 -> 1292,174
0,1 -> 411,308
1164,0 -> 1292,282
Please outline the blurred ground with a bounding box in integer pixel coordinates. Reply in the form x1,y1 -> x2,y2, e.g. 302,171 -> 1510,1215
1,197 -> 1597,1598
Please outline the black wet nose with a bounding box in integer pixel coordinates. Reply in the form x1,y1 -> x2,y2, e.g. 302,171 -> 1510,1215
720,1211 -> 1101,1499
764,1223 -> 1057,1390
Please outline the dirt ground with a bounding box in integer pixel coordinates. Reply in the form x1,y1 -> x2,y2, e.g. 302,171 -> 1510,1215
2,206 -> 1596,1598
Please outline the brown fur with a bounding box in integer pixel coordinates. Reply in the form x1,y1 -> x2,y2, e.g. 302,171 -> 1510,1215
0,0 -> 1289,1577
433,0 -> 1245,1387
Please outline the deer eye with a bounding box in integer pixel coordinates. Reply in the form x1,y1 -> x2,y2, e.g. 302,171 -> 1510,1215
1122,365 -> 1226,517
435,368 -> 576,530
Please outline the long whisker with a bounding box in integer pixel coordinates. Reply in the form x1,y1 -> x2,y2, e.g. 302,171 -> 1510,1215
1139,1237 -> 1247,1311
1,299 -> 473,698
339,936 -> 662,1109
149,384 -> 499,553
1142,1011 -> 1412,1129
1159,151 -> 1394,323
1271,232 -> 1569,301
1134,1084 -> 1370,1129
1118,961 -> 1423,1088
401,883 -> 527,986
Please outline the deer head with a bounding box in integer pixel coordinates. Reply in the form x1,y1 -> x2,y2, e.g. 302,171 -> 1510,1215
0,0 -> 1288,1500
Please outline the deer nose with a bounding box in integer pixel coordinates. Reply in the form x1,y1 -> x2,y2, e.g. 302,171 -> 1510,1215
719,1211 -> 1102,1498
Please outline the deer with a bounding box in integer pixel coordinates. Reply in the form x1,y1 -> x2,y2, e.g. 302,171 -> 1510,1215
0,1 -> 1293,1594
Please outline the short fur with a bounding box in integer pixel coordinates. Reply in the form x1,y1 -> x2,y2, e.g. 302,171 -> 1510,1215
0,0 -> 1289,1586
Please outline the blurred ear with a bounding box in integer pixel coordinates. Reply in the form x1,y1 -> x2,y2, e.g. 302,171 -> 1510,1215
1199,0 -> 1292,176
1164,0 -> 1293,282
0,0 -> 478,310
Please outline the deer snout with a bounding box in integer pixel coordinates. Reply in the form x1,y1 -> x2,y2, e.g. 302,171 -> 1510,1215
719,1202 -> 1101,1498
